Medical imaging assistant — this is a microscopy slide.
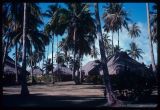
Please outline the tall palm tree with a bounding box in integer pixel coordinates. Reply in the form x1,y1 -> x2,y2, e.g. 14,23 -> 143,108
90,46 -> 99,59
126,42 -> 144,60
21,3 -> 29,95
103,33 -> 112,56
146,3 -> 156,73
94,3 -> 117,105
59,38 -> 71,67
128,23 -> 141,41
103,3 -> 117,54
103,3 -> 130,49
150,4 -> 157,43
47,3 -> 96,83
4,3 -> 49,95
44,4 -> 63,83
2,3 -> 15,72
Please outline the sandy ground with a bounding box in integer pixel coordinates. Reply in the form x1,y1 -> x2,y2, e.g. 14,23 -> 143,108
3,81 -> 104,96
3,81 -> 158,108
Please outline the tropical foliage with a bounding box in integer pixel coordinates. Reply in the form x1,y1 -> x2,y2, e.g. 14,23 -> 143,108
126,42 -> 144,60
128,23 -> 141,39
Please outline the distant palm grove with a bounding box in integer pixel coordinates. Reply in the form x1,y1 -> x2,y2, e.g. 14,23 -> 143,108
2,3 -> 158,105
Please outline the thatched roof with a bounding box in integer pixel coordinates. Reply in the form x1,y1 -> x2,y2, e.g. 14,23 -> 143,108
82,60 -> 101,76
29,66 -> 43,75
53,64 -> 72,76
82,52 -> 151,77
100,52 -> 150,76
4,56 -> 30,75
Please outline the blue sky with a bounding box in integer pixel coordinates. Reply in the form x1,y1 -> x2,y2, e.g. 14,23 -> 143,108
8,3 -> 157,69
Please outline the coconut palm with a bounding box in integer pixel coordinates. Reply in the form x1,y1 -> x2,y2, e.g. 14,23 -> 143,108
21,3 -> 29,95
59,38 -> 72,67
94,3 -> 117,105
43,58 -> 53,74
150,4 -> 157,43
114,45 -> 123,53
47,3 -> 96,83
103,33 -> 112,56
128,23 -> 141,41
146,3 -> 156,73
126,42 -> 144,60
44,4 -> 61,80
103,3 -> 130,49
2,3 -> 16,72
90,46 -> 99,59
3,3 -> 49,95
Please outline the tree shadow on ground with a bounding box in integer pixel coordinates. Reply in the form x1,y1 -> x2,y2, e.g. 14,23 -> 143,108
2,93 -> 158,108
2,94 -> 107,108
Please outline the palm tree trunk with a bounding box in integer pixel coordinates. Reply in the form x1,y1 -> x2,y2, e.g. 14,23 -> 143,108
118,30 -> 119,49
52,37 -> 54,84
15,43 -> 18,83
72,27 -> 77,82
94,3 -> 117,105
30,46 -> 33,83
112,32 -> 114,54
146,3 -> 156,74
157,4 -> 160,88
2,37 -> 10,72
57,36 -> 61,82
21,3 -> 29,95
47,45 -> 49,60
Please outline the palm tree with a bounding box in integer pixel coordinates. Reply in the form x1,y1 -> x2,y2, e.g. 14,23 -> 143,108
114,45 -> 123,53
2,3 -> 15,72
94,3 -> 117,105
103,3 -> 130,49
59,38 -> 71,67
103,3 -> 117,54
43,58 -> 53,75
47,3 -> 96,83
44,4 -> 64,83
21,3 -> 29,95
128,23 -> 141,41
146,3 -> 156,73
126,42 -> 144,60
55,52 -> 65,65
4,3 -> 49,95
150,4 -> 157,43
90,46 -> 99,59
103,33 -> 112,56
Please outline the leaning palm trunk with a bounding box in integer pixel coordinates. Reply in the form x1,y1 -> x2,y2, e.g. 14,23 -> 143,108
21,3 -> 29,95
72,27 -> 77,81
15,43 -> 18,83
112,32 -> 114,54
52,37 -> 55,84
157,5 -> 160,88
30,46 -> 33,83
94,3 -> 117,105
76,50 -> 81,84
118,30 -> 120,49
2,37 -> 10,73
146,3 -> 157,74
